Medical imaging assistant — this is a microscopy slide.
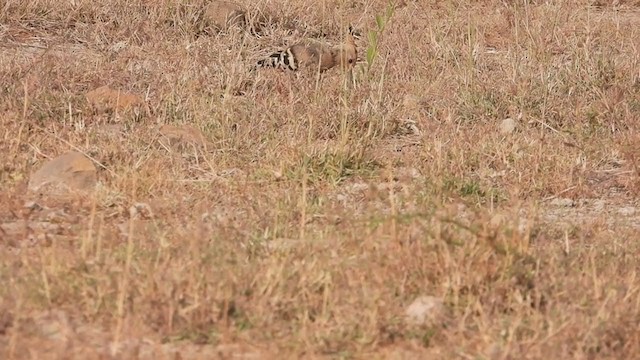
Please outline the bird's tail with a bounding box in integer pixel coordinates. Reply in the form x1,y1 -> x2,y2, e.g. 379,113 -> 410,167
253,48 -> 298,71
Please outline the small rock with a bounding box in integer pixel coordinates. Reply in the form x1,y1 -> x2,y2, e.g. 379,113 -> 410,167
499,118 -> 516,134
405,295 -> 447,327
28,152 -> 97,195
109,41 -> 128,53
591,199 -> 605,212
158,124 -> 207,149
549,197 -> 575,207
617,206 -> 636,216
32,310 -> 73,343
24,201 -> 43,211
204,1 -> 247,31
86,85 -> 144,113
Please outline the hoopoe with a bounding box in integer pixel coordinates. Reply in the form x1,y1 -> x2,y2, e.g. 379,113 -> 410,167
254,27 -> 358,73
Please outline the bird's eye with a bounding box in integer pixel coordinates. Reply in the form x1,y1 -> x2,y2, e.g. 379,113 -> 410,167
348,59 -> 354,63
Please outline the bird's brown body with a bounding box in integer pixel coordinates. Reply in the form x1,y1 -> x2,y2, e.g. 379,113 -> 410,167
256,31 -> 358,73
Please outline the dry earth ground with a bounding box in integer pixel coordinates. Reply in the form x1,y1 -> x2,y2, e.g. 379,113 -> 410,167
1,0 -> 640,358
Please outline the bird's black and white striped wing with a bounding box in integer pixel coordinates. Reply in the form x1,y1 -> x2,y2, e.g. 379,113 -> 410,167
256,48 -> 298,71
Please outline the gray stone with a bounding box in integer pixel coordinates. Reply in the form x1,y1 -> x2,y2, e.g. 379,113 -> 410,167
28,152 -> 97,195
405,295 -> 447,326
617,206 -> 636,216
549,197 -> 575,207
499,118 -> 516,134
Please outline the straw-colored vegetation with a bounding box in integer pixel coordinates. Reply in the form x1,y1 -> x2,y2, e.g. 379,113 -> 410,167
1,0 -> 640,358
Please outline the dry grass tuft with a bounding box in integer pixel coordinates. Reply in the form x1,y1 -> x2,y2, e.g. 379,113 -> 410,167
2,0 -> 640,358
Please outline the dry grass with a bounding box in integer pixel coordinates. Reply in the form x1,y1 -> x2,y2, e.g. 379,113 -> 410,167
1,0 -> 640,358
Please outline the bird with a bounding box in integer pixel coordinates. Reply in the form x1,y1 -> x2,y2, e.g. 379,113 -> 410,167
254,27 -> 358,73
